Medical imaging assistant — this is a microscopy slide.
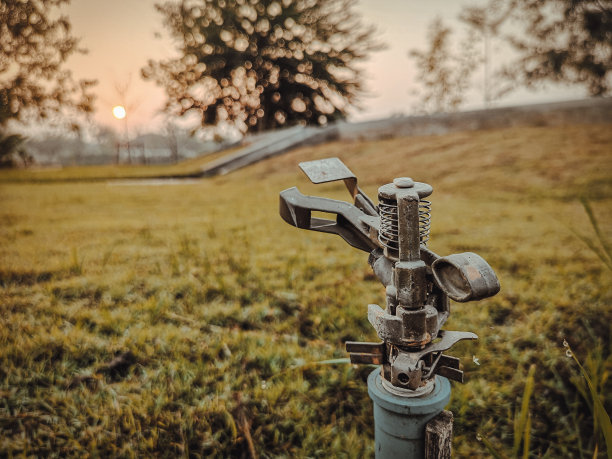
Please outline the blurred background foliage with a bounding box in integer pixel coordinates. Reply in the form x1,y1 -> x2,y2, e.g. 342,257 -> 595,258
142,0 -> 382,133
410,0 -> 612,113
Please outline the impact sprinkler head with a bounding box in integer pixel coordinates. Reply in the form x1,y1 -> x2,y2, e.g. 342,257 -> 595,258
279,158 -> 500,395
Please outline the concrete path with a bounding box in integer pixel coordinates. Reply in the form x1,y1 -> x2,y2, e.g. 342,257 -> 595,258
199,124 -> 338,177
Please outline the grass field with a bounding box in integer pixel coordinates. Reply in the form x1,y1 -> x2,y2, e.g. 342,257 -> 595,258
0,145 -> 240,184
1,123 -> 610,457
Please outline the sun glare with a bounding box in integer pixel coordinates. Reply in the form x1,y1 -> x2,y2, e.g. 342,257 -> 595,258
112,105 -> 126,120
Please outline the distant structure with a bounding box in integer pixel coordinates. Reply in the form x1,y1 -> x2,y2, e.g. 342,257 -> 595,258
335,97 -> 612,141
25,132 -> 232,167
24,97 -> 612,171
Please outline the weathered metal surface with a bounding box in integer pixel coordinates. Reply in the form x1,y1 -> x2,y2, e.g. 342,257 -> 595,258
299,157 -> 356,189
393,177 -> 415,188
397,192 -> 422,262
279,187 -> 378,252
389,351 -> 424,389
279,157 -> 499,394
394,261 -> 428,309
378,181 -> 433,200
381,330 -> 477,389
346,341 -> 385,365
298,157 -> 378,215
432,252 -> 501,302
425,410 -> 453,459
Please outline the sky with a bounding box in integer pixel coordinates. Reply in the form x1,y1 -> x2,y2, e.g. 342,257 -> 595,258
62,0 -> 586,134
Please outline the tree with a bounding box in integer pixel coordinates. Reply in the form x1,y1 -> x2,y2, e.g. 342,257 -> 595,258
0,0 -> 95,124
459,2 -> 509,107
142,0 -> 382,133
410,1 -> 611,115
0,0 -> 95,165
462,0 -> 612,98
497,0 -> 612,96
409,18 -> 478,114
0,131 -> 26,168
164,121 -> 180,163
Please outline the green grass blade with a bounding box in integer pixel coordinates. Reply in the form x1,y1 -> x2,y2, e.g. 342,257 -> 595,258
567,343 -> 612,459
513,365 -> 535,457
477,433 -> 509,459
523,414 -> 532,459
566,224 -> 612,271
580,197 -> 612,267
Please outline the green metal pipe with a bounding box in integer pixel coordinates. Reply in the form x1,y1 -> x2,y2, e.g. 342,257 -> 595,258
368,369 -> 451,458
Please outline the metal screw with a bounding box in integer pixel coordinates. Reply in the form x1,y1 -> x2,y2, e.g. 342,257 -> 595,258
393,177 -> 415,188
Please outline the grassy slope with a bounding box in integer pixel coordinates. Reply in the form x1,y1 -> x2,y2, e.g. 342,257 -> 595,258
0,123 -> 610,457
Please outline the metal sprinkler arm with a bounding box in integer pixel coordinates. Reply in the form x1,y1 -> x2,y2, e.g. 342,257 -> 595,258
279,157 -> 500,394
279,187 -> 378,252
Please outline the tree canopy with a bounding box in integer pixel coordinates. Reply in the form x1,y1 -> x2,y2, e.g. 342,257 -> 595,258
409,18 -> 478,114
496,0 -> 612,96
0,0 -> 95,127
410,0 -> 611,113
143,0 -> 382,133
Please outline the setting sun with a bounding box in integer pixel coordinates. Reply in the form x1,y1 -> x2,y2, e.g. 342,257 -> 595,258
112,105 -> 126,120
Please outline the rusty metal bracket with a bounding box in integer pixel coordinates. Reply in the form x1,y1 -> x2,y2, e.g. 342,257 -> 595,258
299,157 -> 377,215
279,187 -> 378,252
347,330 -> 476,389
345,341 -> 385,365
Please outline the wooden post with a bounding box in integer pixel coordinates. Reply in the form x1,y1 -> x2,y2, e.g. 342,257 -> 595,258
425,410 -> 453,458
